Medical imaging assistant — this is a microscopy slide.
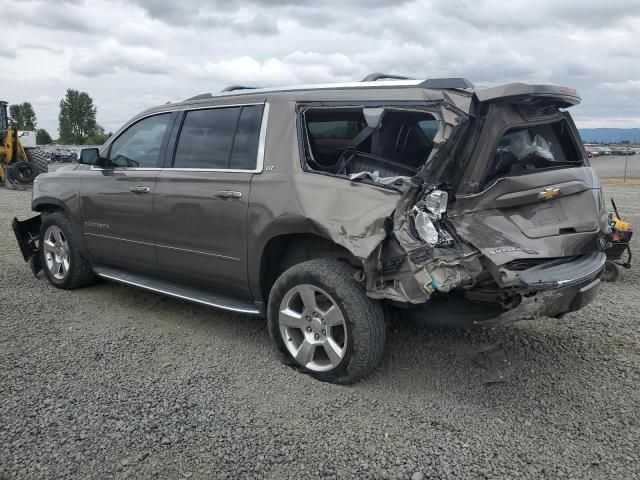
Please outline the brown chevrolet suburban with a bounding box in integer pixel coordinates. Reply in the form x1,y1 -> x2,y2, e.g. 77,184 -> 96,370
13,74 -> 610,384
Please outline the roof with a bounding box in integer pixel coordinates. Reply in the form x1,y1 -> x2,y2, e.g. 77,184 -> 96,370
182,77 -> 475,103
140,77 -> 581,120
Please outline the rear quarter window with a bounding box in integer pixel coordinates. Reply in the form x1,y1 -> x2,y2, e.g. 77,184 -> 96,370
302,107 -> 440,179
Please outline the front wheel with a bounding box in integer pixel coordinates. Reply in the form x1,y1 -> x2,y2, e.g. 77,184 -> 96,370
39,211 -> 96,289
267,259 -> 385,384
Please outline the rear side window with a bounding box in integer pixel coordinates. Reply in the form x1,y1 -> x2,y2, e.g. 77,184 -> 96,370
484,120 -> 582,186
109,113 -> 172,168
173,104 -> 264,170
174,107 -> 240,169
302,107 -> 439,178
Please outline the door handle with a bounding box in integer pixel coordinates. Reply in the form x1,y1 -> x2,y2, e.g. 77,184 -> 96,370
129,185 -> 150,194
214,190 -> 242,199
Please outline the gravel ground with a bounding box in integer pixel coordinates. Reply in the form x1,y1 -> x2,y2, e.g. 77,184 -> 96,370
1,171 -> 639,479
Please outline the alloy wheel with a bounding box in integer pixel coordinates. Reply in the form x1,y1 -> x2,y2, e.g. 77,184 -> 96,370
278,284 -> 348,372
43,225 -> 70,280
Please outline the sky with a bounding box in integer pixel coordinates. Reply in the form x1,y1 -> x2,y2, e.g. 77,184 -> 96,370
1,0 -> 639,136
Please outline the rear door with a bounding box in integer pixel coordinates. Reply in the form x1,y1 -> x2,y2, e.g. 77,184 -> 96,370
81,112 -> 175,270
452,103 -> 605,266
153,103 -> 267,296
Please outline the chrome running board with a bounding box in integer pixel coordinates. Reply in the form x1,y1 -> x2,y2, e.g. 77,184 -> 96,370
93,266 -> 261,315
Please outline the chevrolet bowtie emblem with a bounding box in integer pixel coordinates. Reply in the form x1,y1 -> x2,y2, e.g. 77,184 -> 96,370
538,187 -> 560,200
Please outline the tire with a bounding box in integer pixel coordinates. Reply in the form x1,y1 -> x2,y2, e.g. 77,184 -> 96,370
39,211 -> 96,289
12,161 -> 36,183
267,258 -> 385,384
601,260 -> 619,282
27,149 -> 49,177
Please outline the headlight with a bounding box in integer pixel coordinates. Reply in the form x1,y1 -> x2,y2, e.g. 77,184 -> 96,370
411,189 -> 451,246
424,190 -> 448,218
414,210 -> 439,245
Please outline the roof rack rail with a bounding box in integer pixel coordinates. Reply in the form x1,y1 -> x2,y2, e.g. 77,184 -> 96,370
420,78 -> 474,89
221,85 -> 258,92
361,73 -> 413,82
185,93 -> 213,101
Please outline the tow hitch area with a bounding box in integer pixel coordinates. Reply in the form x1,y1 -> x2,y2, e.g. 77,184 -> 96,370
12,215 -> 42,276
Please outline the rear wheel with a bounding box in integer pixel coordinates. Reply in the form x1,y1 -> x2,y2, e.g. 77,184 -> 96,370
267,259 -> 385,384
39,212 -> 96,289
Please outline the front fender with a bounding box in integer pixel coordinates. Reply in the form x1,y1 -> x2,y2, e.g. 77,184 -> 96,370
32,174 -> 87,257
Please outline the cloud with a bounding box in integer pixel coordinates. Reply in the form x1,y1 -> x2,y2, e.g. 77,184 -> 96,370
0,0 -> 638,133
4,1 -> 94,32
123,1 -> 279,34
194,11 -> 279,35
33,94 -> 59,106
71,39 -> 170,76
600,80 -> 640,94
191,51 -> 362,86
436,0 -> 640,30
19,43 -> 65,54
0,44 -> 17,58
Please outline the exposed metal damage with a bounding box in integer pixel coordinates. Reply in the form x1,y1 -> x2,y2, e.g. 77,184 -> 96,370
297,84 -> 609,326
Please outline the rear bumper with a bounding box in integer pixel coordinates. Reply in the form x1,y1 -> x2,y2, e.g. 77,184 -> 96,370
518,251 -> 606,290
480,251 -> 605,326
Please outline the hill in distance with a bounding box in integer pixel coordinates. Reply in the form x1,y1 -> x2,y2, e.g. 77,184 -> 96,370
579,128 -> 640,144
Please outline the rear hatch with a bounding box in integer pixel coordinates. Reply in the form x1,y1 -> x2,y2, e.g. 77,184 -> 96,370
449,87 -> 607,269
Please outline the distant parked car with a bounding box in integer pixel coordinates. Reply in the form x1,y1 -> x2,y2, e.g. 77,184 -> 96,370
585,148 -> 599,158
611,147 -> 635,156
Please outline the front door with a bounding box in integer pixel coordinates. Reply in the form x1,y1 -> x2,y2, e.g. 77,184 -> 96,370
81,112 -> 175,270
153,103 -> 265,296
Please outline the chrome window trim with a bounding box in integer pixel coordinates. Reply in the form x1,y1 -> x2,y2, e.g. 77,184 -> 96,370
90,167 -> 162,171
95,102 -> 270,174
255,102 -> 269,173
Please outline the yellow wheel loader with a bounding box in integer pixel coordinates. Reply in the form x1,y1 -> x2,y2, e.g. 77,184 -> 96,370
0,100 -> 48,190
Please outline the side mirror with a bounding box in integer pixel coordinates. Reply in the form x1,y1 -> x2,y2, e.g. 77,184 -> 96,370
79,148 -> 106,166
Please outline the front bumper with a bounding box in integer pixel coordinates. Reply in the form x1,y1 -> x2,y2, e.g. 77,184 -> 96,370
12,215 -> 43,276
12,215 -> 42,262
480,251 -> 606,326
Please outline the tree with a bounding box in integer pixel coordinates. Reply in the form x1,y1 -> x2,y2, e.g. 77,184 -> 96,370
9,102 -> 37,130
58,89 -> 98,144
36,128 -> 53,145
85,125 -> 112,145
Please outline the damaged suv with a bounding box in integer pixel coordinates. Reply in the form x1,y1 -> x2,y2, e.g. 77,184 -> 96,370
13,74 -> 609,384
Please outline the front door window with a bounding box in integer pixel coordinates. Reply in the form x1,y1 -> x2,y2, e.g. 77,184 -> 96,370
109,114 -> 172,168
